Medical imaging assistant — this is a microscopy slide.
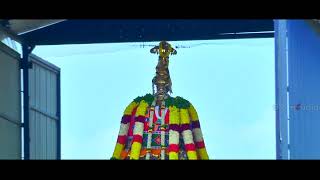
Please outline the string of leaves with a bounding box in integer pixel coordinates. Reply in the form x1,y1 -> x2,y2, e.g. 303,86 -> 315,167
133,93 -> 155,106
165,96 -> 190,109
133,94 -> 191,109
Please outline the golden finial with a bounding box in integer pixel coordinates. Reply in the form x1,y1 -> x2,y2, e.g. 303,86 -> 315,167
150,41 -> 177,105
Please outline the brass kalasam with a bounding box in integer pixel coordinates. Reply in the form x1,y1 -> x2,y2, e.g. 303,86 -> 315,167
150,41 -> 177,106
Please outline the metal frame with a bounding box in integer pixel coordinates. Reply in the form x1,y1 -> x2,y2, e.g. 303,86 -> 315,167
57,71 -> 61,159
274,20 -> 281,160
0,25 -> 32,159
0,24 -> 25,44
0,41 -> 23,160
274,20 -> 290,160
1,23 -> 61,160
0,113 -> 21,126
19,20 -> 274,45
29,106 -> 59,121
29,53 -> 60,72
28,52 -> 61,160
22,43 -> 34,160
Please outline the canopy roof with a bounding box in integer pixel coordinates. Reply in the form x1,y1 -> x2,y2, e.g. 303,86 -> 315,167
11,19 -> 274,45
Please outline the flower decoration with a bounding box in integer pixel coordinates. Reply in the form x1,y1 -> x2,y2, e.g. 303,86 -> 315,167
112,41 -> 209,160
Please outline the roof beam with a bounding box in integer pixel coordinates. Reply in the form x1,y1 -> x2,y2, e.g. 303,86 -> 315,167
7,19 -> 66,35
19,20 -> 274,45
0,24 -> 25,44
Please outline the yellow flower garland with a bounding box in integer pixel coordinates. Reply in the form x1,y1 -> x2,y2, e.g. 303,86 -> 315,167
130,100 -> 149,160
112,101 -> 138,159
188,104 -> 199,121
188,103 -> 209,160
130,142 -> 142,160
168,106 -> 180,160
136,100 -> 148,117
180,108 -> 190,124
112,143 -> 125,159
124,101 -> 137,115
187,151 -> 198,160
113,96 -> 209,160
169,106 -> 179,124
198,148 -> 209,159
169,152 -> 179,159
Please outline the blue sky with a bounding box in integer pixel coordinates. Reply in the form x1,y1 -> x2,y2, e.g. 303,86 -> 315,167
33,38 -> 275,159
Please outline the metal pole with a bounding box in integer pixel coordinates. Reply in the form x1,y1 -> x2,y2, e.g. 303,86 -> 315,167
57,72 -> 61,160
274,20 -> 281,160
22,44 -> 34,160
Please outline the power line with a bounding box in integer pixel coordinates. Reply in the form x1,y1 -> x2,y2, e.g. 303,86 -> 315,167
130,41 -> 233,49
38,40 -> 271,59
